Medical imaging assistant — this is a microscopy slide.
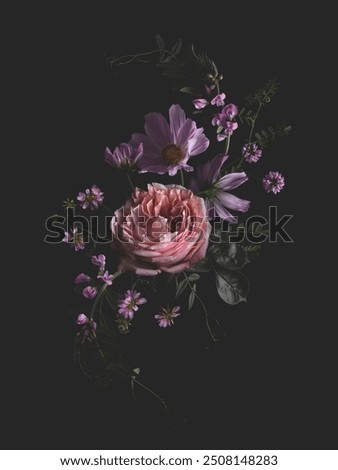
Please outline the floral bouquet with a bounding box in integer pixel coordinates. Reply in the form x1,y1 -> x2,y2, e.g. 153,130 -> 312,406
48,35 -> 291,409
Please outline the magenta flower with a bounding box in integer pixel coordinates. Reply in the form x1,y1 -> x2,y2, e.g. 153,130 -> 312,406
118,290 -> 147,320
104,142 -> 143,170
91,254 -> 106,271
242,143 -> 262,163
97,270 -> 114,285
189,154 -> 250,222
63,227 -> 85,251
193,98 -> 209,109
130,104 -> 209,176
76,313 -> 90,325
211,93 -> 226,107
76,314 -> 97,337
155,306 -> 181,328
262,171 -> 285,194
74,273 -> 91,285
82,286 -> 98,299
212,103 -> 239,140
77,185 -> 104,210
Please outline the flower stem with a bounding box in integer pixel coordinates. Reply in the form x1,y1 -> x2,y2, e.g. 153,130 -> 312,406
90,272 -> 122,320
248,102 -> 262,143
126,173 -> 135,191
183,272 -> 218,342
179,169 -> 185,187
224,135 -> 231,154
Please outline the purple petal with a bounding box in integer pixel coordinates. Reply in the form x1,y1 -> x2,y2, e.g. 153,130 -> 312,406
217,172 -> 248,190
169,104 -> 187,142
208,154 -> 229,183
216,192 -> 250,212
193,99 -> 209,109
188,130 -> 210,156
74,273 -> 91,284
213,201 -> 237,222
144,112 -> 171,148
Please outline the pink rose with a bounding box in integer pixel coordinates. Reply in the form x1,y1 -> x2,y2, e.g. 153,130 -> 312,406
111,183 -> 211,276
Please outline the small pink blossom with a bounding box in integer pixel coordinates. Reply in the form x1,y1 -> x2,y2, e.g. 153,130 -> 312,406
82,286 -> 98,299
74,273 -> 91,284
211,93 -> 226,107
155,306 -> 181,328
193,98 -> 209,109
118,290 -> 147,320
97,270 -> 114,285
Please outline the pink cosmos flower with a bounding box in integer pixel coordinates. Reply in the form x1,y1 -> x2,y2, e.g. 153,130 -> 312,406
189,154 -> 250,222
155,306 -> 181,328
111,183 -> 211,276
130,104 -> 209,176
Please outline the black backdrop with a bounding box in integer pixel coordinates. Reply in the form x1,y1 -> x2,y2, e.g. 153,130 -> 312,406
5,4 -> 336,450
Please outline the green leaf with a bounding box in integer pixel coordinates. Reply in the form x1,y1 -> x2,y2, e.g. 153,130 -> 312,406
188,284 -> 197,310
155,34 -> 165,50
210,243 -> 248,271
172,38 -> 182,55
188,257 -> 212,272
175,279 -> 188,298
215,270 -> 249,305
187,273 -> 200,282
180,86 -> 201,95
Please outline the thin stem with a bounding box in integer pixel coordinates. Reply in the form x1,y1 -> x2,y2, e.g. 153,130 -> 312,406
90,272 -> 122,320
248,102 -> 262,143
108,48 -> 178,67
179,169 -> 185,187
224,135 -> 231,155
183,272 -> 218,342
101,203 -> 113,213
126,173 -> 135,191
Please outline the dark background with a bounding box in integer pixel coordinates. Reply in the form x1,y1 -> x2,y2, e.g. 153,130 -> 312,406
5,4 -> 336,450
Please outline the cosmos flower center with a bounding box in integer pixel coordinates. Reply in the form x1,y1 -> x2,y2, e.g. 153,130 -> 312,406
161,144 -> 184,165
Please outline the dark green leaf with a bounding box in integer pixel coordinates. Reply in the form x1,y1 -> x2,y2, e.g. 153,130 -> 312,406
172,38 -> 182,55
215,270 -> 249,305
209,243 -> 248,270
187,273 -> 200,282
180,86 -> 201,95
155,34 -> 165,50
188,257 -> 212,272
188,284 -> 197,310
175,279 -> 188,297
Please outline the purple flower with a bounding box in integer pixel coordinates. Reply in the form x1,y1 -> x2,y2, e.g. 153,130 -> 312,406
76,314 -> 97,337
91,254 -> 106,271
193,98 -> 209,109
76,313 -> 90,325
130,104 -> 209,176
155,306 -> 181,328
74,273 -> 91,285
189,154 -> 250,222
77,185 -> 104,210
82,286 -> 98,299
104,142 -> 143,170
63,227 -> 85,251
211,93 -> 226,107
118,290 -> 147,320
97,270 -> 114,285
262,171 -> 285,194
242,143 -> 262,163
